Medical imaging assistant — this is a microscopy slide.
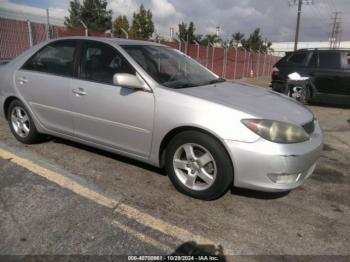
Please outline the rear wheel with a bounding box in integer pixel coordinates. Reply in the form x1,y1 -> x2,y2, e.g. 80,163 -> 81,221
7,100 -> 41,144
165,131 -> 233,200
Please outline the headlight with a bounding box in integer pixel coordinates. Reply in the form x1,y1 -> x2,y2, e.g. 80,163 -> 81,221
241,119 -> 309,144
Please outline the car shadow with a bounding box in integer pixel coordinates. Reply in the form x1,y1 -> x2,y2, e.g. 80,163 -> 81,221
230,187 -> 290,200
49,137 -> 289,200
50,137 -> 165,176
308,99 -> 350,109
170,241 -> 226,261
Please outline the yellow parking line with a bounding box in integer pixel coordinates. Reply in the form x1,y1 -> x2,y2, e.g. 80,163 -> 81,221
114,203 -> 219,247
111,220 -> 172,252
0,147 -> 232,254
0,148 -> 118,208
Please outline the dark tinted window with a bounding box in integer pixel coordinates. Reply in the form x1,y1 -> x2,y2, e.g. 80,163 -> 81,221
22,40 -> 76,76
308,52 -> 318,67
80,42 -> 135,84
288,53 -> 307,64
347,53 -> 350,65
276,53 -> 291,65
319,52 -> 340,69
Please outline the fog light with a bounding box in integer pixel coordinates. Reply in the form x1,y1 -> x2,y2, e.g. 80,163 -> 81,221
267,172 -> 301,184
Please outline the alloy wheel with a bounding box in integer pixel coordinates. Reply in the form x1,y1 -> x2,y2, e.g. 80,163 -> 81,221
11,106 -> 30,138
173,143 -> 217,191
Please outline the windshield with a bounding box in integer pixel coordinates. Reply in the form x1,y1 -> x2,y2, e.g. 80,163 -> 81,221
121,45 -> 225,89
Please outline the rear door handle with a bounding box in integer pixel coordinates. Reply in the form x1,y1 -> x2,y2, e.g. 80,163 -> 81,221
72,88 -> 87,96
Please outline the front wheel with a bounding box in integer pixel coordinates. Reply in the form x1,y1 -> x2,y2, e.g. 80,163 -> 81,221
286,84 -> 311,104
165,131 -> 234,200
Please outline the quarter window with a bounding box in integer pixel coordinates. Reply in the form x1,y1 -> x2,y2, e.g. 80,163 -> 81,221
319,52 -> 340,69
80,42 -> 135,84
22,40 -> 76,76
288,53 -> 307,65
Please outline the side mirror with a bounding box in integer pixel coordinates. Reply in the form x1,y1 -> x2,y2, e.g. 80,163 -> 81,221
113,73 -> 145,90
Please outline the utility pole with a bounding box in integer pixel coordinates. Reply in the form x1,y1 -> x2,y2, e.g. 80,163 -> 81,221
46,8 -> 50,40
170,27 -> 174,41
329,11 -> 342,49
289,0 -> 313,51
294,0 -> 302,51
216,26 -> 220,39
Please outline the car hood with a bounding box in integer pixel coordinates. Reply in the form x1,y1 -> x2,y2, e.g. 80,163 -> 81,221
175,81 -> 314,125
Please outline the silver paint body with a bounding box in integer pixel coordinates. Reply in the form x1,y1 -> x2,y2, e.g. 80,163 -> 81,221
0,37 -> 323,192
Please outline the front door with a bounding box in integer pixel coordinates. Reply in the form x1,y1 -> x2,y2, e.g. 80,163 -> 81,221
70,40 -> 154,157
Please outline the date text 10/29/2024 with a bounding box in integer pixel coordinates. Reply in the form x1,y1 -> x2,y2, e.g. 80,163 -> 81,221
128,255 -> 221,261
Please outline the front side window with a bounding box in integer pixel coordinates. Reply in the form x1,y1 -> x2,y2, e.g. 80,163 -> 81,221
122,45 -> 222,89
288,53 -> 307,65
80,42 -> 135,84
22,40 -> 76,76
319,52 -> 340,69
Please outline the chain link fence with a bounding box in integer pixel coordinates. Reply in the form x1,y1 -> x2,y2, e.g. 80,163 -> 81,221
0,17 -> 282,79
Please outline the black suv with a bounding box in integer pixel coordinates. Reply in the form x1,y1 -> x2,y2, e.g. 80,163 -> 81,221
271,49 -> 350,103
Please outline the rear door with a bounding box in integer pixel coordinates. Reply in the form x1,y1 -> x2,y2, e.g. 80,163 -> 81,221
15,40 -> 77,135
339,52 -> 350,95
313,51 -> 342,94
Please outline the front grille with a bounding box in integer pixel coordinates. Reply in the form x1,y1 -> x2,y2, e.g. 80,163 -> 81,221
302,119 -> 315,134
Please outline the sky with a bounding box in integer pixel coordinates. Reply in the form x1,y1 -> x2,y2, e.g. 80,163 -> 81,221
1,0 -> 349,42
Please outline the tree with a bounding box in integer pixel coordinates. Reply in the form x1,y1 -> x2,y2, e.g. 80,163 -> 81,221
64,0 -> 82,28
129,4 -> 154,39
199,34 -> 221,46
231,32 -> 245,47
113,15 -> 129,37
177,21 -> 197,43
65,0 -> 112,32
81,0 -> 112,31
232,28 -> 272,53
178,22 -> 187,41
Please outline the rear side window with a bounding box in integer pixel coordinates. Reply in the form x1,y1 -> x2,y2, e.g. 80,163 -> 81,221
347,53 -> 350,65
22,40 -> 77,76
288,53 -> 307,65
276,53 -> 291,65
319,52 -> 340,69
308,52 -> 318,67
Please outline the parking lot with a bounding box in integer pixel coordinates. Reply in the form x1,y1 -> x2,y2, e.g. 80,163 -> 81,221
0,82 -> 350,257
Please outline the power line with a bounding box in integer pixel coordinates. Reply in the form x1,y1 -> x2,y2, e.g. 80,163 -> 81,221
313,1 -> 332,19
329,11 -> 343,48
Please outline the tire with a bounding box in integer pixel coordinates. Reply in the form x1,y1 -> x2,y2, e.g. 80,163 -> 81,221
165,131 -> 234,200
7,100 -> 41,144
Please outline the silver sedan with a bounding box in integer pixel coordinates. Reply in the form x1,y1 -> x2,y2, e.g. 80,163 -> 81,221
0,37 -> 323,200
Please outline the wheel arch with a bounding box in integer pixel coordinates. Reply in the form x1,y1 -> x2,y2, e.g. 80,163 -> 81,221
158,126 -> 234,174
3,96 -> 20,120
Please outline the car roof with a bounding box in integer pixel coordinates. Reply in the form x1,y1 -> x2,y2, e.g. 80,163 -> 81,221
293,48 -> 350,53
50,36 -> 163,46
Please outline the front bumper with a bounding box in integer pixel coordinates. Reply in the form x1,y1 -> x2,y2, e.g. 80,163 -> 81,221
225,121 -> 323,192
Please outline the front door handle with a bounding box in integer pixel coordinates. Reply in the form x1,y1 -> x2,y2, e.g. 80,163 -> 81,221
72,88 -> 87,96
17,77 -> 28,84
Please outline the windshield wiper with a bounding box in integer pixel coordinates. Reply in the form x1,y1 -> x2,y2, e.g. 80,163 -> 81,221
162,81 -> 198,89
207,78 -> 226,84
